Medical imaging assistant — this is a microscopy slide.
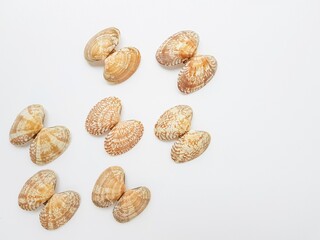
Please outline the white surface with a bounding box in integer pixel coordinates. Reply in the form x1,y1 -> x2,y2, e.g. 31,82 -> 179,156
0,0 -> 320,239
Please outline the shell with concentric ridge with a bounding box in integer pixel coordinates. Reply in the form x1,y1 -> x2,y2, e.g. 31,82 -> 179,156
9,104 -> 45,145
29,126 -> 70,165
85,97 -> 122,135
84,27 -> 120,62
113,187 -> 151,223
156,31 -> 199,66
39,191 -> 80,230
18,170 -> 56,211
104,47 -> 141,84
171,130 -> 211,163
154,105 -> 193,141
104,120 -> 144,156
92,166 -> 126,208
178,55 -> 217,94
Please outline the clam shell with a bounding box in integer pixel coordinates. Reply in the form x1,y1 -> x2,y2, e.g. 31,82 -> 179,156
92,166 -> 126,208
9,104 -> 45,145
178,55 -> 217,94
84,27 -> 120,62
29,126 -> 70,165
113,187 -> 151,223
154,105 -> 193,141
85,97 -> 122,135
40,191 -> 80,230
104,47 -> 141,84
104,120 -> 144,156
18,170 -> 56,211
156,31 -> 199,66
171,130 -> 211,163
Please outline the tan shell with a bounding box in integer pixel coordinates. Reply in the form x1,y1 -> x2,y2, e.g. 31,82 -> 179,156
18,170 -> 56,211
178,55 -> 217,94
29,126 -> 70,165
154,105 -> 193,141
104,120 -> 144,156
84,27 -> 120,62
171,130 -> 211,163
113,187 -> 151,223
9,104 -> 45,145
85,97 -> 122,135
92,166 -> 126,208
156,31 -> 199,66
40,191 -> 80,230
104,47 -> 141,84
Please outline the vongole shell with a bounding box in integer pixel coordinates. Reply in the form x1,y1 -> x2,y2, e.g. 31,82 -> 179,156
178,55 -> 217,94
92,166 -> 126,208
84,27 -> 120,62
9,104 -> 45,145
156,31 -> 199,66
154,105 -> 193,141
40,191 -> 80,230
104,120 -> 144,156
104,47 -> 141,84
85,96 -> 122,135
29,126 -> 70,165
113,187 -> 151,223
171,130 -> 211,163
18,170 -> 56,211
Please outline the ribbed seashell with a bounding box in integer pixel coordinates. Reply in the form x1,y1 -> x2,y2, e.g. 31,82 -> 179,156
18,170 -> 56,211
29,126 -> 70,165
113,187 -> 151,223
171,130 -> 211,163
92,166 -> 126,208
178,55 -> 217,94
85,97 -> 122,135
84,27 -> 120,62
104,120 -> 144,155
9,104 -> 45,145
104,47 -> 141,84
154,105 -> 193,141
156,31 -> 199,66
39,191 -> 80,230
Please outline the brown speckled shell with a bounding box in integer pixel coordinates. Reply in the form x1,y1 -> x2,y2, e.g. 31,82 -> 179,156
92,166 -> 126,208
85,97 -> 122,135
104,47 -> 141,84
104,120 -> 144,156
84,27 -> 120,62
171,130 -> 211,163
39,191 -> 80,230
156,31 -> 199,66
18,170 -> 56,211
29,126 -> 70,165
113,187 -> 151,223
154,105 -> 193,141
178,55 -> 217,94
9,104 -> 45,145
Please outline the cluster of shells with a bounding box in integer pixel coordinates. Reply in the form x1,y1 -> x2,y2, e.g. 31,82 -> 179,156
92,166 -> 150,223
9,104 -> 70,165
85,96 -> 144,155
156,30 -> 217,94
18,170 -> 80,230
154,105 -> 211,163
84,27 -> 140,84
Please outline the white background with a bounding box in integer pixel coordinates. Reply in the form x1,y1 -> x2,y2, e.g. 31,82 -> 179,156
0,0 -> 320,239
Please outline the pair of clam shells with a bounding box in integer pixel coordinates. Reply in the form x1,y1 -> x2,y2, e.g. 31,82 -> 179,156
85,97 -> 144,155
9,104 -> 70,165
154,105 -> 211,163
18,170 -> 80,230
156,30 -> 217,94
92,166 -> 150,223
84,27 -> 140,84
